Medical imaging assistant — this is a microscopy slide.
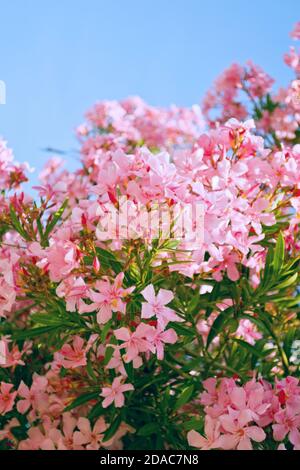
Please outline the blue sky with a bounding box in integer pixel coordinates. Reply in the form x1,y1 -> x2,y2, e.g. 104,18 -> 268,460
0,0 -> 298,185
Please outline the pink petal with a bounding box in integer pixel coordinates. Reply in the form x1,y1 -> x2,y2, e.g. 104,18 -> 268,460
273,424 -> 288,441
114,393 -> 125,408
97,304 -> 112,324
114,327 -> 131,342
141,284 -> 156,303
237,436 -> 252,450
227,263 -> 240,281
157,288 -> 174,306
246,426 -> 266,442
102,396 -> 114,408
77,417 -> 91,435
213,434 -> 238,450
141,302 -> 155,319
187,430 -> 207,449
231,387 -> 246,410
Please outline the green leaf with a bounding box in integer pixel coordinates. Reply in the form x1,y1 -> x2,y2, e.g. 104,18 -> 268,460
275,272 -> 298,291
103,346 -> 114,366
137,422 -> 160,436
96,247 -> 123,273
13,325 -> 61,340
273,232 -> 285,276
101,321 -> 112,343
36,216 -> 45,244
171,323 -> 195,337
182,418 -> 203,432
261,246 -> 274,290
233,338 -> 267,358
44,199 -> 69,239
283,328 -> 297,360
88,401 -> 106,420
102,414 -> 123,442
9,205 -> 30,240
205,283 -> 220,318
124,361 -> 134,382
64,391 -> 99,412
206,307 -> 233,348
174,385 -> 194,411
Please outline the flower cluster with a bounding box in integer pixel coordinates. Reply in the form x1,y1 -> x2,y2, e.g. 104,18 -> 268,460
188,376 -> 300,450
0,21 -> 300,451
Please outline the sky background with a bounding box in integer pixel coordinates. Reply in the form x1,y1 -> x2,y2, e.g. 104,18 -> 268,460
0,0 -> 298,186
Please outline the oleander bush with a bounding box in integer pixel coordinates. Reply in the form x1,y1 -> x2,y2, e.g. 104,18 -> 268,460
0,21 -> 300,451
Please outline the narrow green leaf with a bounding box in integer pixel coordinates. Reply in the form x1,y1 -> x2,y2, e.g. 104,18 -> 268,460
88,401 -> 106,420
233,338 -> 268,358
96,247 -> 123,273
44,199 -> 69,239
174,385 -> 194,411
13,325 -> 61,340
206,307 -> 233,348
137,422 -> 160,436
102,414 -> 123,442
275,272 -> 298,291
64,391 -> 99,412
273,232 -> 285,276
9,205 -> 30,240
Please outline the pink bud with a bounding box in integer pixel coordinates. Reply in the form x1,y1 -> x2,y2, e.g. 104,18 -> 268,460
93,256 -> 100,273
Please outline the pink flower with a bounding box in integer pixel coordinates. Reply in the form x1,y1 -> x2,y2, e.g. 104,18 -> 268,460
141,285 -> 182,328
47,239 -> 80,283
272,408 -> 300,447
209,247 -> 240,282
54,335 -> 97,370
56,413 -> 79,450
188,415 -> 220,450
0,418 -> 20,442
17,374 -> 48,415
145,325 -> 178,360
73,417 -> 108,450
0,279 -> 16,318
114,324 -> 153,363
56,276 -> 89,312
214,410 -> 266,450
80,272 -> 134,324
0,337 -> 29,368
18,417 -> 59,450
291,22 -> 300,40
100,377 -> 134,408
235,319 -> 262,345
0,382 -> 17,415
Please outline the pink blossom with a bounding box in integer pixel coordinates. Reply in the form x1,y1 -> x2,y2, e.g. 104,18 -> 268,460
141,285 -> 182,328
47,238 -> 80,283
17,375 -> 48,415
100,377 -> 134,408
291,22 -> 300,40
80,272 -> 134,324
273,408 -> 300,447
73,417 -> 108,450
214,410 -> 266,450
188,415 -> 220,450
56,276 -> 90,312
54,335 -> 97,369
235,319 -> 262,345
0,279 -> 16,318
114,324 -> 153,363
0,382 -> 17,415
145,325 -> 178,360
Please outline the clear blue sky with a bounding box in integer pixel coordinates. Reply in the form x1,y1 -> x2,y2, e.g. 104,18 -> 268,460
0,0 -> 298,185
